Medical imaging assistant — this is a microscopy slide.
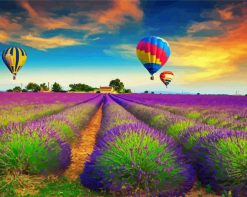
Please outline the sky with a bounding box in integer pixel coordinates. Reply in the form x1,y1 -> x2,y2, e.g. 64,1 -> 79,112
0,0 -> 246,94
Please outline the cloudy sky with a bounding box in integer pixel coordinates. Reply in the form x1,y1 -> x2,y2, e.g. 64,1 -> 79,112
0,0 -> 246,94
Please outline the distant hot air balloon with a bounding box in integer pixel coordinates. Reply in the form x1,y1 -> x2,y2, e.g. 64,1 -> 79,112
136,36 -> 170,80
2,47 -> 27,80
160,71 -> 174,88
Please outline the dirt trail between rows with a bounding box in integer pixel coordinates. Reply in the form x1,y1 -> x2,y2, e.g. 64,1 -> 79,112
64,106 -> 102,181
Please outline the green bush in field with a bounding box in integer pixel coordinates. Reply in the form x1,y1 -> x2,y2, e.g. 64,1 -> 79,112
0,123 -> 68,175
185,111 -> 201,119
167,121 -> 194,138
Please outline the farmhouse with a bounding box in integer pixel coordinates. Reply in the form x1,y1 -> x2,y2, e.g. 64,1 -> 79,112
99,86 -> 113,93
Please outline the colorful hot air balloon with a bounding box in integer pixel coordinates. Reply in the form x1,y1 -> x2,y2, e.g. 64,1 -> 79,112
2,47 -> 27,80
160,71 -> 174,88
136,36 -> 170,80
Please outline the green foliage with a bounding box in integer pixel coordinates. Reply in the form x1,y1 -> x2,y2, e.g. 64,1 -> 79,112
12,86 -> 22,92
52,82 -> 63,92
48,120 -> 75,143
96,132 -> 186,194
185,130 -> 209,151
6,89 -> 13,92
124,89 -> 132,93
109,78 -> 124,93
150,114 -> 162,127
0,128 -> 61,175
186,111 -> 201,119
26,82 -> 41,92
37,177 -> 103,197
40,83 -> 49,90
69,83 -> 96,92
205,184 -> 213,194
206,118 -> 219,125
167,121 -> 194,138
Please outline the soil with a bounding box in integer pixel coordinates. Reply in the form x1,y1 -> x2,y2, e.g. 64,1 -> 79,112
64,106 -> 103,181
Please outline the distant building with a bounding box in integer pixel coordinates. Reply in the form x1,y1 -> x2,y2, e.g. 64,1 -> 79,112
40,87 -> 50,92
99,86 -> 113,93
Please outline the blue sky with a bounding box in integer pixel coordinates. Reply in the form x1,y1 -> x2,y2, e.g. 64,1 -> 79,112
0,0 -> 246,94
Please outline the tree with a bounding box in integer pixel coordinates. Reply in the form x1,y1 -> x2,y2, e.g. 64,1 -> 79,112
6,89 -> 13,92
52,82 -> 63,92
12,86 -> 22,92
124,89 -> 132,93
26,82 -> 41,92
69,83 -> 95,92
109,79 -> 124,93
144,90 -> 149,93
40,83 -> 48,89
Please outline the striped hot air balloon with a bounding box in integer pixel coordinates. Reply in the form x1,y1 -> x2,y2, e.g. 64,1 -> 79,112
136,36 -> 170,80
2,47 -> 27,80
160,71 -> 174,88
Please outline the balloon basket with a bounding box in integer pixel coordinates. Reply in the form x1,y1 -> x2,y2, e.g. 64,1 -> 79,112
150,76 -> 154,80
13,75 -> 16,80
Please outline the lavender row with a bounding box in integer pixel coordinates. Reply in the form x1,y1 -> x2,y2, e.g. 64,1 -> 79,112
123,93 -> 247,107
0,94 -> 100,128
81,95 -> 195,196
117,94 -> 247,132
120,94 -> 247,121
0,92 -> 98,106
0,95 -> 103,176
112,95 -> 247,196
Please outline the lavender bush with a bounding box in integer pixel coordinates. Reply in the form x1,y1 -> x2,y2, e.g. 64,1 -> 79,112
0,122 -> 70,175
193,131 -> 247,196
81,123 -> 194,196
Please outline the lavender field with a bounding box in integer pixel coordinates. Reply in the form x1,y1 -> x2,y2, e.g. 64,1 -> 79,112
0,93 -> 246,196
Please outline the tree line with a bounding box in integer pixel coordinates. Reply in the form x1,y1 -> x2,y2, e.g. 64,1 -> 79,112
6,79 -> 132,93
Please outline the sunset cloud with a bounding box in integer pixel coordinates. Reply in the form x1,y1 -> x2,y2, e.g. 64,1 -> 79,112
170,5 -> 247,84
19,34 -> 82,50
188,20 -> 221,33
0,16 -> 22,32
88,0 -> 143,29
0,31 -> 9,43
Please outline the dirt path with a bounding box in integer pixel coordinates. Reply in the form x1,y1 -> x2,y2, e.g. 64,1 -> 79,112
64,106 -> 102,181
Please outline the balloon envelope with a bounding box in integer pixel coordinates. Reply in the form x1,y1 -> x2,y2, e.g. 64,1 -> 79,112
136,36 -> 170,79
160,71 -> 174,87
2,47 -> 27,80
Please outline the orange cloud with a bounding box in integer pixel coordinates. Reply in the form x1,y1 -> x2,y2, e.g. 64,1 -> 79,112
0,31 -> 10,43
19,1 -> 75,30
88,0 -> 143,28
19,34 -> 82,50
188,20 -> 221,33
170,6 -> 247,84
0,16 -> 22,32
217,7 -> 234,20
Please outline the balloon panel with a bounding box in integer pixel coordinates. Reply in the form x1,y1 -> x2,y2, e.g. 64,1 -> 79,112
2,47 -> 27,75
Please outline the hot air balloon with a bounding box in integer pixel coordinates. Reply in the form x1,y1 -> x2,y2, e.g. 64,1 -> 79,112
2,47 -> 27,80
136,36 -> 170,80
160,71 -> 174,88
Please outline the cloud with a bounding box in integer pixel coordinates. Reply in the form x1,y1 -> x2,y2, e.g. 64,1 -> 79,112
19,34 -> 82,50
169,5 -> 247,84
188,20 -> 221,33
88,0 -> 143,29
0,16 -> 22,32
104,44 -> 136,58
0,31 -> 10,43
217,7 -> 234,20
0,0 -> 142,50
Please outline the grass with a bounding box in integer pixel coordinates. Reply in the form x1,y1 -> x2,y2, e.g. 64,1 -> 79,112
0,175 -> 108,197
